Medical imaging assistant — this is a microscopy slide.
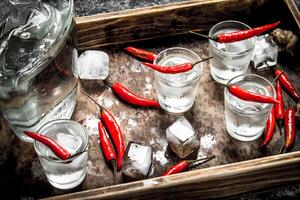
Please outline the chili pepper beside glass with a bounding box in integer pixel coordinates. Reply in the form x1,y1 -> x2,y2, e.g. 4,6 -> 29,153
142,57 -> 212,74
275,68 -> 300,102
284,108 -> 296,150
98,121 -> 117,184
153,47 -> 203,114
224,74 -> 276,141
208,20 -> 256,85
261,107 -> 276,146
82,91 -> 125,171
105,81 -> 160,108
191,21 -> 280,43
124,47 -> 157,62
33,119 -> 89,189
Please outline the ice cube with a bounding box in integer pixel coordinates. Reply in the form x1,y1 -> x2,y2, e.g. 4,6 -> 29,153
56,132 -> 82,155
166,116 -> 199,158
78,50 -> 109,80
122,142 -> 152,181
251,34 -> 278,70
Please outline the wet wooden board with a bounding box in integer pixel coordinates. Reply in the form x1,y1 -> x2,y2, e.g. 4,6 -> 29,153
1,0 -> 300,199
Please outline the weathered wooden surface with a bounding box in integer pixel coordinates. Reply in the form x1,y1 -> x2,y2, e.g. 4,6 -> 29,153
285,0 -> 300,29
76,0 -> 269,50
1,36 -> 300,199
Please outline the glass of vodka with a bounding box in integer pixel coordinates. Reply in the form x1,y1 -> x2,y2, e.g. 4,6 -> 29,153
154,47 -> 203,114
34,119 -> 88,189
209,20 -> 256,84
224,74 -> 276,141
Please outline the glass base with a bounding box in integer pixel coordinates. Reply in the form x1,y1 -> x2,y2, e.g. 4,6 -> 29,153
226,127 -> 264,141
159,100 -> 194,114
48,169 -> 87,190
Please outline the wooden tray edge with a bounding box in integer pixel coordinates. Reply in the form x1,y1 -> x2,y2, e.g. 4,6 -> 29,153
284,0 -> 300,29
45,151 -> 300,200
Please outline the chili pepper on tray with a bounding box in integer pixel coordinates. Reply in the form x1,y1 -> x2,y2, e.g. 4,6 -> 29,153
275,68 -> 300,102
190,21 -> 280,43
101,108 -> 125,171
275,81 -> 285,120
104,81 -> 160,108
98,121 -> 117,184
82,91 -> 125,171
227,84 -> 279,104
261,107 -> 276,147
163,156 -> 215,176
284,108 -> 296,150
124,47 -> 157,62
142,56 -> 213,74
24,131 -> 71,160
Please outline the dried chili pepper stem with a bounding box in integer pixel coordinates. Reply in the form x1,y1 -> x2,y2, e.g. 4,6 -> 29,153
186,155 -> 216,168
142,56 -> 213,74
103,80 -> 161,108
81,90 -> 103,110
190,21 -> 280,43
227,84 -> 279,104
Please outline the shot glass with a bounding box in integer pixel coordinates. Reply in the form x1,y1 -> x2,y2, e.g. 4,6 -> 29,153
154,47 -> 203,114
209,20 -> 256,85
34,119 -> 88,189
224,74 -> 276,141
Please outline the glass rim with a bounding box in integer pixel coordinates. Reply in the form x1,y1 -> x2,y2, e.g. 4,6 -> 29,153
153,47 -> 203,84
209,20 -> 256,56
224,73 -> 276,115
34,119 -> 89,164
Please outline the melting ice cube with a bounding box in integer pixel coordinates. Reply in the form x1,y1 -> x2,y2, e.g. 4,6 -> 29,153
78,50 -> 109,80
56,132 -> 83,155
166,116 -> 199,158
251,34 -> 278,70
122,142 -> 152,181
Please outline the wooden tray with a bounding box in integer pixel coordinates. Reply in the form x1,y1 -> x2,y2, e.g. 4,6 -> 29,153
1,0 -> 300,199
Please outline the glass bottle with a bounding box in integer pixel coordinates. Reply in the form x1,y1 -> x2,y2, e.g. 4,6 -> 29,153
0,0 -> 78,142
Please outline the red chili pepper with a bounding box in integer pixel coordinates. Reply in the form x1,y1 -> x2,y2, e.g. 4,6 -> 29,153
274,81 -> 285,120
261,107 -> 276,147
190,21 -> 280,43
163,160 -> 189,176
24,131 -> 71,160
105,81 -> 160,108
98,121 -> 116,163
81,91 -> 125,171
98,121 -> 117,184
284,108 -> 296,150
124,47 -> 156,62
142,57 -> 212,74
163,156 -> 215,176
100,108 -> 125,171
275,69 -> 300,102
227,84 -> 279,104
